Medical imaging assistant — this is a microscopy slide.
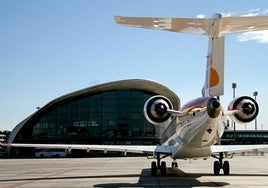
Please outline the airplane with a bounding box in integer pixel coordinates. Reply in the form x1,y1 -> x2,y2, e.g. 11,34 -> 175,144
1,13 -> 268,176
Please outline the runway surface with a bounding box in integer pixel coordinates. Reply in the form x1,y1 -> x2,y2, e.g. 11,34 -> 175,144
0,156 -> 267,187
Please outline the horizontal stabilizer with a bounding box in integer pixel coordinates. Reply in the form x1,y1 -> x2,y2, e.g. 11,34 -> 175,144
115,15 -> 268,37
115,16 -> 212,35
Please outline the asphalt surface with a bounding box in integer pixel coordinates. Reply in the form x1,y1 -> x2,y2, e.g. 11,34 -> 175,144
0,156 -> 267,187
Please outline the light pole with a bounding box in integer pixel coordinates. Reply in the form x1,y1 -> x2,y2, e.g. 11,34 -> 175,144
253,91 -> 258,131
232,83 -> 237,99
232,83 -> 237,131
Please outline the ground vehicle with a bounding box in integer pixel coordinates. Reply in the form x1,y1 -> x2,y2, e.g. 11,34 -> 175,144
35,148 -> 70,157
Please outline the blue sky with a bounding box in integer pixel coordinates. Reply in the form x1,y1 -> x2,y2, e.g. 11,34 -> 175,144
1,0 -> 268,131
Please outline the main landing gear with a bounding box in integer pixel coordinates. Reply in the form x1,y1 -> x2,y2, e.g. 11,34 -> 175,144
151,153 -> 166,176
150,153 -> 177,176
151,152 -> 230,176
213,152 -> 230,175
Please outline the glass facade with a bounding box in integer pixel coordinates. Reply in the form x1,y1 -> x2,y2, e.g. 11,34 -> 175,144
14,89 -> 158,146
222,130 -> 268,145
8,79 -> 180,157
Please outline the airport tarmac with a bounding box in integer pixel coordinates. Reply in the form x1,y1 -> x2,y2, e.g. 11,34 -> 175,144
0,156 -> 267,188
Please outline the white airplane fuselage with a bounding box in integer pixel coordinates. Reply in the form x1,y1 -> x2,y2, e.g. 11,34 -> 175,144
160,97 -> 225,159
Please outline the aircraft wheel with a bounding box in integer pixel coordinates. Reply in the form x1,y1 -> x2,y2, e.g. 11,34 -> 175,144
213,161 -> 220,175
151,161 -> 157,176
160,161 -> 166,176
223,161 -> 230,175
171,161 -> 178,168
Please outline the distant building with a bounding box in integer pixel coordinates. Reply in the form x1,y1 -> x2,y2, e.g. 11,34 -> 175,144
7,79 -> 179,157
0,131 -> 10,157
222,130 -> 268,145
7,79 -> 268,157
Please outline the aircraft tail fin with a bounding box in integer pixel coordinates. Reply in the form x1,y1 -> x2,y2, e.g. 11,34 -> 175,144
202,36 -> 224,97
115,14 -> 268,97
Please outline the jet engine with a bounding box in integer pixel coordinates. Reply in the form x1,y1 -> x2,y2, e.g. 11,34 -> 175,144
144,95 -> 173,125
228,96 -> 259,123
207,97 -> 221,118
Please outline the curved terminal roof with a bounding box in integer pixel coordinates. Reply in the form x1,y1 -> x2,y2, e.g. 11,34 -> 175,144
48,79 -> 180,110
8,79 -> 180,144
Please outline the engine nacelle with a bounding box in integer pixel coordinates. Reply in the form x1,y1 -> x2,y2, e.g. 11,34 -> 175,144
144,95 -> 173,125
228,96 -> 259,123
207,97 -> 221,118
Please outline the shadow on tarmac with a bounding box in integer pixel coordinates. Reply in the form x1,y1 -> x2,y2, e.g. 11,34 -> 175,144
94,168 -> 230,188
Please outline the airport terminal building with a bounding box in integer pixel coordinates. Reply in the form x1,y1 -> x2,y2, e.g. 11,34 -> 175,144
8,79 -> 180,157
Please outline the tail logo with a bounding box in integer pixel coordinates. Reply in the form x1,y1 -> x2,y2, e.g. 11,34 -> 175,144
210,68 -> 219,87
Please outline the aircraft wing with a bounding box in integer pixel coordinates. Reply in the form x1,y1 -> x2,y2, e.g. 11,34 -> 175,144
211,144 -> 268,153
0,142 -> 175,155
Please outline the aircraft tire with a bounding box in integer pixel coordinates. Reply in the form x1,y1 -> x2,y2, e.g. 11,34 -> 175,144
160,161 -> 166,176
223,161 -> 230,175
151,161 -> 157,176
213,161 -> 220,175
171,161 -> 178,168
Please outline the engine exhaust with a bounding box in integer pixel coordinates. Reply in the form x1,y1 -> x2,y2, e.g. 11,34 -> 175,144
207,98 -> 221,118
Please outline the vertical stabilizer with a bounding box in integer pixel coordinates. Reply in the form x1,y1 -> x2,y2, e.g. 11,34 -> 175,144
203,36 -> 225,97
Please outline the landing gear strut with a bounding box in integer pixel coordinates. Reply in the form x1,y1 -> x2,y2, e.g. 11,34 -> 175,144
213,152 -> 230,175
151,153 -> 168,176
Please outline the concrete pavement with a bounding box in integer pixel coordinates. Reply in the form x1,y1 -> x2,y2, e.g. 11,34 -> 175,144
0,156 -> 267,187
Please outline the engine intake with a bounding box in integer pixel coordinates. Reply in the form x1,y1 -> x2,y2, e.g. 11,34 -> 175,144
228,96 -> 259,123
144,95 -> 173,125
